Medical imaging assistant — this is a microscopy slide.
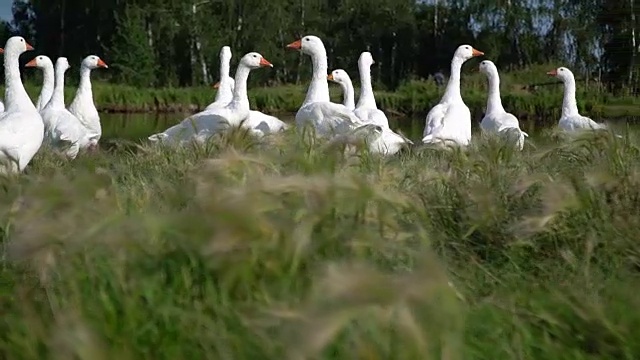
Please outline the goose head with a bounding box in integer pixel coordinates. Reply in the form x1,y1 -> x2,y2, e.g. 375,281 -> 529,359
25,55 -> 53,70
82,55 -> 108,70
327,69 -> 351,85
240,52 -> 272,69
55,57 -> 71,72
547,66 -> 574,83
3,36 -> 34,57
214,45 -> 234,90
478,60 -> 497,76
220,46 -> 231,62
454,44 -> 484,62
286,35 -> 325,56
359,52 -> 375,67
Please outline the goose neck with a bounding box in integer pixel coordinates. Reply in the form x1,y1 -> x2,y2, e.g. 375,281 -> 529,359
356,62 -> 376,109
4,51 -> 35,112
37,64 -> 55,109
561,78 -> 579,117
303,50 -> 330,106
341,80 -> 355,110
49,66 -> 67,107
485,71 -> 505,114
76,66 -> 94,102
227,64 -> 251,111
442,57 -> 464,101
220,55 -> 230,80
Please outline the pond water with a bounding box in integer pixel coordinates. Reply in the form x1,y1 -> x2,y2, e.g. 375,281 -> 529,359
100,112 -> 639,143
100,112 -> 426,142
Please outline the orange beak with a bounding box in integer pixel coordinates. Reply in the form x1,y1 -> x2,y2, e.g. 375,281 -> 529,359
25,42 -> 34,51
259,57 -> 273,67
471,48 -> 484,57
547,69 -> 557,76
25,58 -> 37,67
97,58 -> 108,68
286,39 -> 302,50
0,48 -> 4,54
213,82 -> 220,89
327,74 -> 334,81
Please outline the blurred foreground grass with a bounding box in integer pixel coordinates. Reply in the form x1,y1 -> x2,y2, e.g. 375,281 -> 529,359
2,127 -> 640,359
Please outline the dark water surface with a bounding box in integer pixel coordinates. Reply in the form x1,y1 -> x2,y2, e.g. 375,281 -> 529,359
100,112 -> 640,144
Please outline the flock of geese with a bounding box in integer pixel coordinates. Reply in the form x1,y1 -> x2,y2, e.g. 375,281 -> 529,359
0,36 -> 107,174
149,35 -> 612,152
0,34 -> 612,174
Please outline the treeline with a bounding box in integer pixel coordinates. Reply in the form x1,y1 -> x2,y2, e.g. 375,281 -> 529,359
4,0 -> 640,92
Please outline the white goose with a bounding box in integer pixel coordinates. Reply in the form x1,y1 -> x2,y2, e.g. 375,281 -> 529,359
479,60 -> 528,150
205,46 -> 235,111
286,35 -> 364,137
26,55 -> 54,111
422,44 -> 484,146
242,109 -> 289,138
354,52 -> 389,128
0,37 -> 43,174
547,67 -> 607,132
328,67 -> 412,155
40,57 -> 90,159
327,69 -> 355,110
148,52 -> 273,144
67,55 -> 108,150
207,46 -> 288,137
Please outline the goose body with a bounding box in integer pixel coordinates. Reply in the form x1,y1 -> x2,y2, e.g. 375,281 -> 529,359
206,46 -> 288,137
479,60 -> 528,150
149,52 -> 274,144
353,52 -> 389,128
328,66 -> 411,155
547,67 -> 607,132
67,55 -> 109,149
0,38 -> 44,174
422,45 -> 484,147
243,111 -> 289,137
39,57 -> 90,159
286,36 -> 364,137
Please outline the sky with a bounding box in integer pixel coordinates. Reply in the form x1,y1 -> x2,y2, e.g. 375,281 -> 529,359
0,0 -> 11,22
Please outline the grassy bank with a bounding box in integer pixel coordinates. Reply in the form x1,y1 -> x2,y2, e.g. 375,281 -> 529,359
1,128 -> 640,358
18,63 -> 640,124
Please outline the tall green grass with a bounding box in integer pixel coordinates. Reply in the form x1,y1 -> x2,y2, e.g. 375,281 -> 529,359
16,62 -> 640,123
1,127 -> 640,359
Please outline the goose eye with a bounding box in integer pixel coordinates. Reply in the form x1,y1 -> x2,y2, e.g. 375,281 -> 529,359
304,38 -> 309,41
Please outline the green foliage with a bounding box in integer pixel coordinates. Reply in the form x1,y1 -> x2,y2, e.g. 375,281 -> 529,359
110,4 -> 157,87
12,0 -> 636,90
1,128 -> 640,358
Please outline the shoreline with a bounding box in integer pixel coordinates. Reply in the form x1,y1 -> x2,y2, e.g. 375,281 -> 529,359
95,104 -> 640,120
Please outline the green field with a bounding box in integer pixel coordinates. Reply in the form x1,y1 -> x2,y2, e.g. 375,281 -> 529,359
21,62 -> 640,123
2,126 -> 640,359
